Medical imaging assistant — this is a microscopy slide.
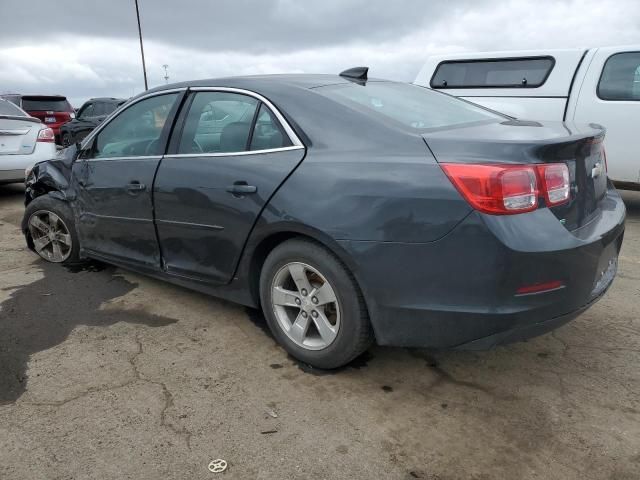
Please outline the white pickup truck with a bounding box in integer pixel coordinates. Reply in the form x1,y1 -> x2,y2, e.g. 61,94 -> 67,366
415,46 -> 640,189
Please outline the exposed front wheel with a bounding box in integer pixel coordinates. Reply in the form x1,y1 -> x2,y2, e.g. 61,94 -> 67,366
24,195 -> 81,264
260,239 -> 373,369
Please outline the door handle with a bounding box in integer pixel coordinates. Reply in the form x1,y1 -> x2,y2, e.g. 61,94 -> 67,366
126,182 -> 146,192
226,182 -> 257,195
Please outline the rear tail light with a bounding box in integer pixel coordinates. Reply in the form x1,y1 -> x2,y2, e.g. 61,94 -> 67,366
37,127 -> 55,143
538,163 -> 570,206
440,164 -> 538,214
441,162 -> 570,215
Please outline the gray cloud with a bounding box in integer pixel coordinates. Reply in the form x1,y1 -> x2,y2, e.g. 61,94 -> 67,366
1,0 -> 639,107
0,0 -> 462,53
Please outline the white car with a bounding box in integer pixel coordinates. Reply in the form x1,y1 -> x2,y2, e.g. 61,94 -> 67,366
0,98 -> 57,184
415,46 -> 640,189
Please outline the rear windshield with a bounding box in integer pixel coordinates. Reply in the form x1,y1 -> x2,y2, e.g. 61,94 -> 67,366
0,100 -> 26,116
431,57 -> 555,88
317,82 -> 505,130
21,97 -> 71,112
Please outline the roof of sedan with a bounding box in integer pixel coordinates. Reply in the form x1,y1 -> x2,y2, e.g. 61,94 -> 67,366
145,73 -> 389,95
89,97 -> 126,102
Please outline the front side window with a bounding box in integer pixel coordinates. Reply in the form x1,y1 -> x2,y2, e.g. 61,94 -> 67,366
318,81 -> 505,130
77,103 -> 94,119
178,92 -> 258,154
92,93 -> 178,159
598,52 -> 640,101
431,57 -> 554,89
250,104 -> 291,150
92,102 -> 107,117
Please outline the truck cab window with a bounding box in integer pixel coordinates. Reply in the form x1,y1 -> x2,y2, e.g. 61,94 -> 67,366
598,52 -> 640,101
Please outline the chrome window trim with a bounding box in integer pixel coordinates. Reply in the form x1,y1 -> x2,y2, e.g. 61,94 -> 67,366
84,155 -> 163,163
164,145 -> 304,159
80,88 -> 187,150
188,86 -> 304,147
80,85 -> 305,159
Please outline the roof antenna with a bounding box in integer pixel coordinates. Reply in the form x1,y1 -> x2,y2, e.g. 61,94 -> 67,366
339,67 -> 369,82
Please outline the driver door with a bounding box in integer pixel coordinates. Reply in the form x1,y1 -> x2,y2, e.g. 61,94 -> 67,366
73,91 -> 182,268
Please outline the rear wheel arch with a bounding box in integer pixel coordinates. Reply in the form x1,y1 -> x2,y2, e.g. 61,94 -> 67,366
245,229 -> 367,310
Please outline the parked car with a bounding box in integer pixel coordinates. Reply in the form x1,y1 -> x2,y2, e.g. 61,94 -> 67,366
415,46 -> 640,190
1,94 -> 75,144
0,98 -> 56,184
60,97 -> 126,147
22,70 -> 625,368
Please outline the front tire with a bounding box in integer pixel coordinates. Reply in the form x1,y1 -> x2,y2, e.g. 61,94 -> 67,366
259,239 -> 373,369
24,194 -> 81,264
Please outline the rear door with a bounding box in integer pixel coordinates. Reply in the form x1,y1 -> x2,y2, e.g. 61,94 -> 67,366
571,47 -> 640,184
73,90 -> 183,267
154,88 -> 305,283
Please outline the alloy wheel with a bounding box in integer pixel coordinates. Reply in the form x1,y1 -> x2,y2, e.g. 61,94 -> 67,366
270,262 -> 341,350
28,210 -> 73,263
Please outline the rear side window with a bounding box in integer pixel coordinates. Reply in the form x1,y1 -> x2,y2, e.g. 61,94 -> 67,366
250,104 -> 292,150
431,57 -> 555,89
598,52 -> 640,101
0,100 -> 26,116
21,97 -> 72,112
318,82 -> 505,130
178,91 -> 259,154
106,102 -> 123,115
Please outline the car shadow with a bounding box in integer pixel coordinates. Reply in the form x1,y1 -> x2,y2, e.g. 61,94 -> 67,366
0,260 -> 177,405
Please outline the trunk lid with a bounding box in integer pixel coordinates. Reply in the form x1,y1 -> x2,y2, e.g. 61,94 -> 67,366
0,117 -> 39,155
423,119 -> 608,231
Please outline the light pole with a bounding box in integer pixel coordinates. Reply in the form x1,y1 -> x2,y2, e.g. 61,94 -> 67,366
163,64 -> 169,84
134,0 -> 148,90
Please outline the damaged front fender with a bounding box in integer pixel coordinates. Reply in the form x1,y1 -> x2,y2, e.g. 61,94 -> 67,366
25,144 -> 78,206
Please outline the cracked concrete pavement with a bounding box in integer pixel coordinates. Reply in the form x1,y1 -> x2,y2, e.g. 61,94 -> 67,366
0,183 -> 639,479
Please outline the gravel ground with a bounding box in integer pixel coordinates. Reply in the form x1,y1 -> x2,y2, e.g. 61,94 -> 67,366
0,183 -> 638,480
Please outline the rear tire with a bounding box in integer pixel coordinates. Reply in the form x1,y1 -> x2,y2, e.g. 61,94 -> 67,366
24,194 -> 81,264
259,238 -> 373,369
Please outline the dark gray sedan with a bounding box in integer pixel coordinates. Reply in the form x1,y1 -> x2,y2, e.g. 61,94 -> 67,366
22,69 -> 625,368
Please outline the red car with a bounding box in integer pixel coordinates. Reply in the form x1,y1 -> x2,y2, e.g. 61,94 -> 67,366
1,94 -> 74,144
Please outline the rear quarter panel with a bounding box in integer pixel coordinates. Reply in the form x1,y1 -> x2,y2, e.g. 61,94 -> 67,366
260,144 -> 471,244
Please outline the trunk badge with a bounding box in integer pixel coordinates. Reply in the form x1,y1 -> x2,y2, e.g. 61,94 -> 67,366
591,162 -> 603,179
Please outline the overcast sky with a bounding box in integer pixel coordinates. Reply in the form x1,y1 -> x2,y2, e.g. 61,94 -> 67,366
1,0 -> 639,106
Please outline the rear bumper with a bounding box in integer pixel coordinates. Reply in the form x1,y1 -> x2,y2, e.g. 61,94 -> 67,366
453,284 -> 609,349
339,187 -> 626,349
0,143 -> 56,182
0,169 -> 25,184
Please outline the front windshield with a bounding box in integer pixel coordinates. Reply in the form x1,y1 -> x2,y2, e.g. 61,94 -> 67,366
317,81 -> 506,130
